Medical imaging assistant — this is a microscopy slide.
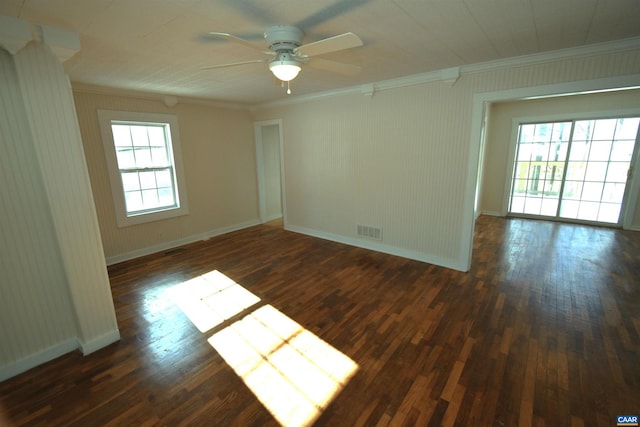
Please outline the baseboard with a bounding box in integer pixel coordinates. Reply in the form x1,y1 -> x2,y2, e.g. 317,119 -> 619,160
0,338 -> 78,382
480,210 -> 503,217
79,329 -> 121,356
106,219 -> 261,265
285,224 -> 466,272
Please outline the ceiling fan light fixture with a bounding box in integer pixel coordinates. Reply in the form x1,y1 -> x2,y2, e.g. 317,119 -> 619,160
269,56 -> 301,82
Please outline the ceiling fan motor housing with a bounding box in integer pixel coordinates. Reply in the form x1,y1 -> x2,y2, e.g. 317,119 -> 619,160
264,25 -> 304,52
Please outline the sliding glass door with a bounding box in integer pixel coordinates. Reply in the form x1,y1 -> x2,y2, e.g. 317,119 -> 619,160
508,117 -> 640,225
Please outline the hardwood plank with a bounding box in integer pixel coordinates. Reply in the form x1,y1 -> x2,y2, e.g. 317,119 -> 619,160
0,216 -> 638,426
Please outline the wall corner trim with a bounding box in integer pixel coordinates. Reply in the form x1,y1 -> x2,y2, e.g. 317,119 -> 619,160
0,15 -> 32,55
79,329 -> 121,356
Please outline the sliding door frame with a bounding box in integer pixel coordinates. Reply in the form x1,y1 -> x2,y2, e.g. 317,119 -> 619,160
503,109 -> 640,228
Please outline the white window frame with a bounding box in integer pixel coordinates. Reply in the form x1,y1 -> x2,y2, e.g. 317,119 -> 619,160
98,109 -> 189,227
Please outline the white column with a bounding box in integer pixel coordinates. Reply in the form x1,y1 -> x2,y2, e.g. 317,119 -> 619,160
1,16 -> 119,371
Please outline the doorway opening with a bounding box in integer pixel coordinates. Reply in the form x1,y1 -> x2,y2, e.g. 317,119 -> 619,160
254,119 -> 285,227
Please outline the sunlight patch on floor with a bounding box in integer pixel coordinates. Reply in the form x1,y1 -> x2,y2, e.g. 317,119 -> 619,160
170,270 -> 358,427
168,270 -> 260,333
209,305 -> 359,427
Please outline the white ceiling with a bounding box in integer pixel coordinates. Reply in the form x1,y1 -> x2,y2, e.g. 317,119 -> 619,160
2,0 -> 640,106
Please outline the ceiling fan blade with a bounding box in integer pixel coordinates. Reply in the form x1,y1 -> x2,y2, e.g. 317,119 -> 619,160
201,59 -> 266,70
294,32 -> 363,57
295,0 -> 371,30
207,32 -> 271,54
308,57 -> 362,76
220,0 -> 280,27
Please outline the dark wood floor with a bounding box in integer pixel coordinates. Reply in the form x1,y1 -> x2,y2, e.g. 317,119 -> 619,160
1,216 -> 639,426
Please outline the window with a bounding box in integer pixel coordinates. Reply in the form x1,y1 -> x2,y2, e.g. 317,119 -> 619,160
98,110 -> 188,227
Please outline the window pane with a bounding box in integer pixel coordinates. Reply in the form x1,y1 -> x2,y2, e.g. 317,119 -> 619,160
581,182 -> 604,201
142,189 -> 159,208
550,142 -> 568,162
533,123 -> 551,143
573,120 -> 594,141
597,203 -> 620,223
134,147 -> 152,167
540,197 -> 558,216
519,125 -> 536,143
121,172 -> 140,191
610,139 -> 634,161
606,162 -> 630,182
576,201 -> 599,221
615,118 -> 640,139
592,119 -> 617,141
148,126 -> 166,147
112,125 -> 132,147
130,126 -> 150,146
116,148 -> 136,169
588,141 -> 612,161
562,181 -> 583,200
158,187 -> 175,206
510,195 -> 525,213
569,140 -> 590,161
139,171 -> 157,189
552,122 -> 572,142
602,182 -> 625,203
536,144 -> 552,161
543,175 -> 561,194
516,147 -> 533,162
125,191 -> 143,212
559,200 -> 579,218
565,162 -> 586,181
523,196 -> 542,215
584,162 -> 607,181
151,147 -> 169,166
156,169 -> 172,187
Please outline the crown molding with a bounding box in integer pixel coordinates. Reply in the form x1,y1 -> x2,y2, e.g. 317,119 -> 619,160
71,82 -> 251,110
461,36 -> 640,75
254,36 -> 640,110
0,15 -> 80,62
36,24 -> 79,62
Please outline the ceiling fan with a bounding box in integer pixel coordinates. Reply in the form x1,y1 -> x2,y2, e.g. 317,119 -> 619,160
203,24 -> 364,92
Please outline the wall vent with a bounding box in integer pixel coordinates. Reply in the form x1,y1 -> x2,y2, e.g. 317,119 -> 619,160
357,224 -> 382,240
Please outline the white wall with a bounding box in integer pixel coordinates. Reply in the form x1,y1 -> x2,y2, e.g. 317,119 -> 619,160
253,47 -> 640,271
0,38 -> 119,381
262,124 -> 283,221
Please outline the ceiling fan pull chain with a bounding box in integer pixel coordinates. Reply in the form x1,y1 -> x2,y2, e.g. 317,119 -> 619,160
287,81 -> 291,95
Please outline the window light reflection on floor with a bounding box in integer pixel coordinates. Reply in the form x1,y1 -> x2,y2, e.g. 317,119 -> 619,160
169,270 -> 359,427
209,305 -> 358,427
168,270 -> 260,333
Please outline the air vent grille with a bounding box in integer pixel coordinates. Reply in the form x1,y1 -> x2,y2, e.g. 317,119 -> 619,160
357,224 -> 382,240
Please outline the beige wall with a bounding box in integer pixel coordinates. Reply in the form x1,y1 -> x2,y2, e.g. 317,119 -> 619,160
76,47 -> 640,269
480,89 -> 640,227
253,48 -> 640,270
73,91 -> 259,262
